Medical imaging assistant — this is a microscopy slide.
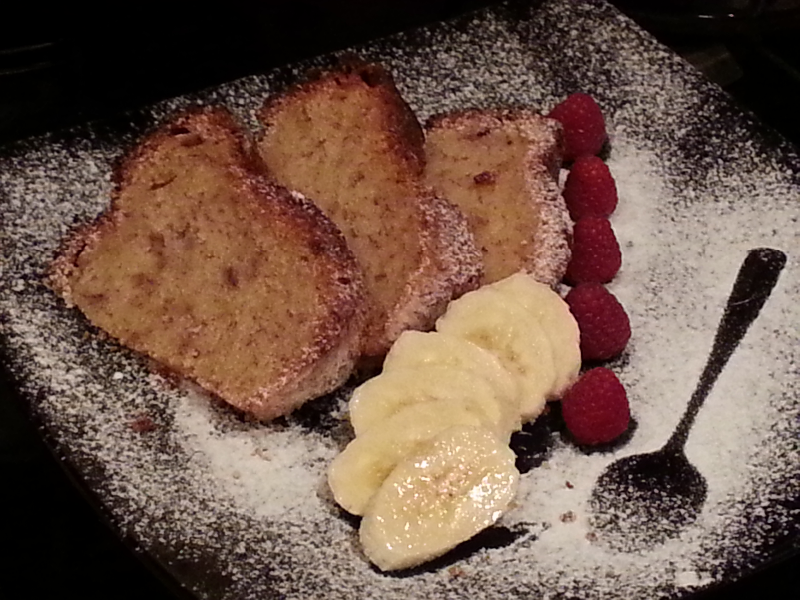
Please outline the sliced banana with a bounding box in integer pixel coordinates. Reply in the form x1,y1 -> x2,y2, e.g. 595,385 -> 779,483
436,286 -> 556,421
383,330 -> 519,414
491,272 -> 581,398
359,425 -> 519,572
328,399 -> 489,516
348,365 -> 521,439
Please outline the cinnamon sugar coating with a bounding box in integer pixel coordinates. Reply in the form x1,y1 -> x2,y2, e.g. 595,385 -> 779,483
49,107 -> 366,420
425,108 -> 571,287
256,60 -> 482,358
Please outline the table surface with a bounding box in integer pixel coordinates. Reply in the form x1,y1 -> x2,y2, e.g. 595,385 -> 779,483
1,2 -> 799,599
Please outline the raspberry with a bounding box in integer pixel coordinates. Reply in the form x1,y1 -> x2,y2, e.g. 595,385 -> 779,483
547,93 -> 607,161
565,283 -> 631,361
561,367 -> 630,446
564,217 -> 621,284
563,156 -> 618,220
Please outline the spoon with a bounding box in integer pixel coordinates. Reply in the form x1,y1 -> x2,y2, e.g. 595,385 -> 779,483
589,247 -> 787,551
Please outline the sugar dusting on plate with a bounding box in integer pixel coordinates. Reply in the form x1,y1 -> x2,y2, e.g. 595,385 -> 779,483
1,1 -> 798,599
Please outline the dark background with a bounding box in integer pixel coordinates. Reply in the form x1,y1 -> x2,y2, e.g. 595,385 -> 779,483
2,2 -> 799,599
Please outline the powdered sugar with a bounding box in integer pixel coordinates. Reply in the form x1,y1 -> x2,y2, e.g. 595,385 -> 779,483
174,388 -> 341,520
1,1 -> 798,599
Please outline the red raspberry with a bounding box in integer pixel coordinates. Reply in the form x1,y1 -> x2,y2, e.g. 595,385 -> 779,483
564,217 -> 621,284
563,156 -> 618,220
565,283 -> 631,361
561,367 -> 630,446
548,93 -> 607,161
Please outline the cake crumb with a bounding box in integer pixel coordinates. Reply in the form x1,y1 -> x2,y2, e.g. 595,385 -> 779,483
473,171 -> 497,185
448,566 -> 466,578
129,415 -> 157,433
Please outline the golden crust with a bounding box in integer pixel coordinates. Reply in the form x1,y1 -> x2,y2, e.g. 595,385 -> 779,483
425,107 -> 571,287
256,60 -> 482,358
386,191 -> 482,342
259,60 -> 426,181
112,106 -> 268,191
49,106 -> 366,421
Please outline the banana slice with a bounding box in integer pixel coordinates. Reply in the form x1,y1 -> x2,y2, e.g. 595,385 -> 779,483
436,286 -> 556,421
328,399 -> 489,516
491,273 -> 581,398
382,330 -> 519,415
348,365 -> 521,439
359,425 -> 519,571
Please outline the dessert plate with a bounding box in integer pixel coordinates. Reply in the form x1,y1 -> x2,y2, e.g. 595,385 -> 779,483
1,1 -> 798,598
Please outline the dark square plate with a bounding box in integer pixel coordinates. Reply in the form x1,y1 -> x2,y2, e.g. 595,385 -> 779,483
1,1 -> 798,598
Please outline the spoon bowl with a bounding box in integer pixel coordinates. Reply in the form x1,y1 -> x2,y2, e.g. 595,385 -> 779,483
590,450 -> 707,551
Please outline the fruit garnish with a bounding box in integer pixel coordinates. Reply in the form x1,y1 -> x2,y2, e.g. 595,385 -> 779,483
332,273 -> 592,570
563,155 -> 618,220
564,217 -> 622,284
561,367 -> 630,446
436,286 -> 556,421
328,398 -> 489,516
382,330 -> 518,412
490,273 -> 581,397
547,92 -> 607,161
348,364 -> 521,440
565,283 -> 631,361
359,425 -> 519,571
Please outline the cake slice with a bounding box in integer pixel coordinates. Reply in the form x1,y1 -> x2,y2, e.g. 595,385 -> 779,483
256,61 -> 481,358
424,108 -> 571,287
49,107 -> 366,421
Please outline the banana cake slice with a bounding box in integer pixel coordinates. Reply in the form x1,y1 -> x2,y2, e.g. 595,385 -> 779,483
256,61 -> 482,358
424,108 -> 571,287
49,107 -> 366,420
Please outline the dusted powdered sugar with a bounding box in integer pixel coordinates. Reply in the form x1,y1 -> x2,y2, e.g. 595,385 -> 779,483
174,388 -> 342,520
1,1 -> 798,600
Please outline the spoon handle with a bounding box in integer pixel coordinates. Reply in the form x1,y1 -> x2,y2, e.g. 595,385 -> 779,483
665,248 -> 787,452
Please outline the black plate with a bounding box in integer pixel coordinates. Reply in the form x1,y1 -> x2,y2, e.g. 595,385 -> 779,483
1,1 -> 799,598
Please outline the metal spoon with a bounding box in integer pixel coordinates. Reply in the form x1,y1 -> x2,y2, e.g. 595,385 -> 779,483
589,248 -> 787,551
